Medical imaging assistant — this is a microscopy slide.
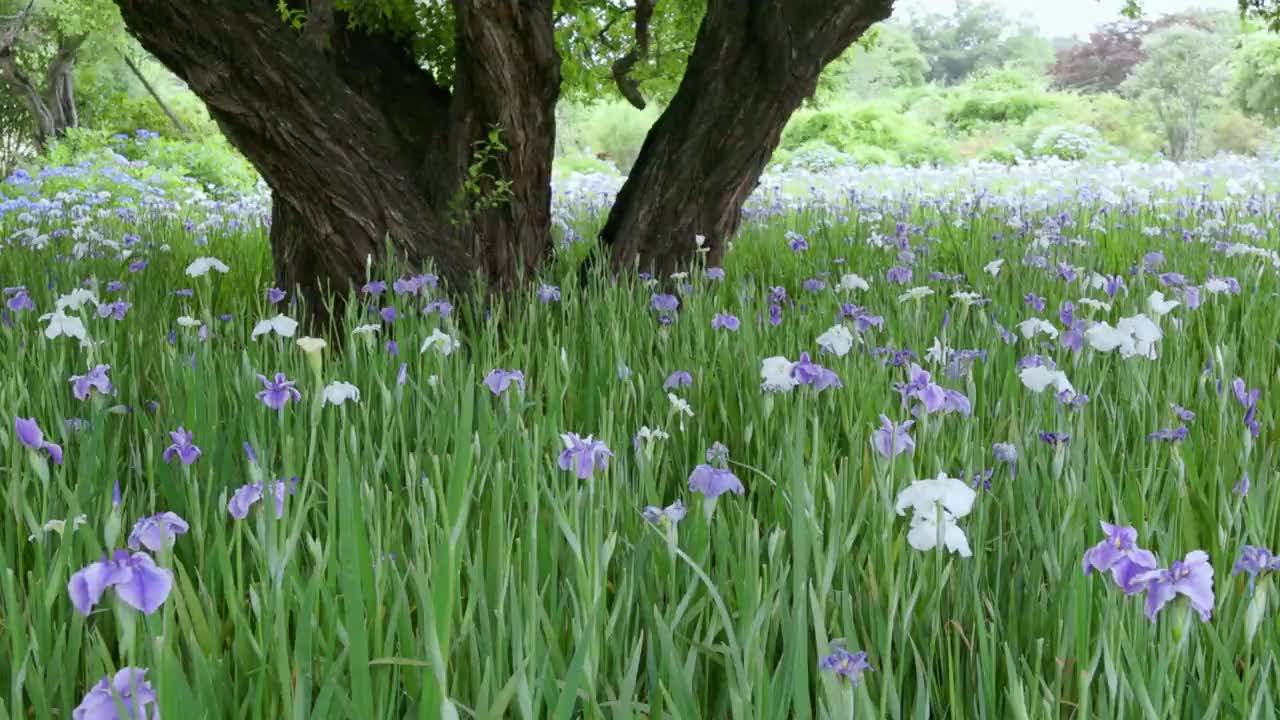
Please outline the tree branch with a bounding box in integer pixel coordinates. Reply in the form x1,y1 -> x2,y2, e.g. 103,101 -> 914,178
303,0 -> 335,50
119,49 -> 189,137
0,0 -> 34,54
610,0 -> 655,109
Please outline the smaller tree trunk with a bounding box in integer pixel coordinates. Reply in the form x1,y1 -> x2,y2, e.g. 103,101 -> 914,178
119,50 -> 189,137
599,0 -> 893,275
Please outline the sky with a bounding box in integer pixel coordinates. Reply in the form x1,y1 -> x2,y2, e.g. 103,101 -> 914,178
894,0 -> 1237,38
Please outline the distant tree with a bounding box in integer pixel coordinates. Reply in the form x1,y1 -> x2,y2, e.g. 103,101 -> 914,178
1231,31 -> 1280,123
1050,20 -> 1148,92
820,23 -> 928,99
1052,11 -> 1237,93
0,0 -> 123,150
1123,26 -> 1232,160
907,0 -> 1050,85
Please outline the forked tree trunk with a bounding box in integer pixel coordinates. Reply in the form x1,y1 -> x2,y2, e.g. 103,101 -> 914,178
111,0 -> 560,326
599,0 -> 893,273
0,32 -> 86,151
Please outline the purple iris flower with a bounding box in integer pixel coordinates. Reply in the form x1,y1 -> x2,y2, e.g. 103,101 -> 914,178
791,352 -> 842,391
650,294 -> 679,313
706,267 -> 725,281
1171,404 -> 1195,422
1234,546 -> 1280,578
379,306 -> 398,323
70,365 -> 113,401
663,371 -> 693,390
1235,471 -> 1251,496
162,427 -> 201,466
256,373 -> 302,410
73,667 -> 159,720
483,369 -> 526,396
128,259 -> 148,273
895,363 -> 946,413
705,442 -> 730,465
1082,522 -> 1159,594
768,286 -> 788,304
96,301 -> 131,320
1104,274 -> 1127,298
424,300 -> 454,318
818,648 -> 871,685
768,303 -> 783,326
15,417 -> 63,464
1023,293 -> 1045,312
1142,250 -> 1165,271
872,415 -> 914,459
266,287 -> 286,304
1148,425 -> 1189,443
173,289 -> 194,298
886,265 -> 912,284
688,464 -> 744,498
840,304 -> 883,331
67,549 -> 173,615
106,281 -> 126,293
788,234 -> 808,252
802,278 -> 826,292
1133,551 -> 1215,622
393,274 -> 435,296
1181,285 -> 1202,310
537,284 -> 561,303
1158,272 -> 1186,287
642,500 -> 687,525
228,478 -> 296,519
1039,431 -> 1070,447
127,512 -> 189,552
1232,378 -> 1260,411
362,280 -> 387,297
6,288 -> 35,312
712,313 -> 740,331
558,433 -> 613,480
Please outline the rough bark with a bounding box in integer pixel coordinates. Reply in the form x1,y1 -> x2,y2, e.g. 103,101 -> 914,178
110,0 -> 561,326
450,0 -> 561,286
599,0 -> 894,275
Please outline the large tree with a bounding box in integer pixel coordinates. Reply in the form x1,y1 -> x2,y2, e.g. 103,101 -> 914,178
106,0 -> 893,320
1122,25 -> 1231,161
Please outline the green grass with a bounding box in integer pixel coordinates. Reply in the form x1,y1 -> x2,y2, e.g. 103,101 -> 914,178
1,186 -> 1279,719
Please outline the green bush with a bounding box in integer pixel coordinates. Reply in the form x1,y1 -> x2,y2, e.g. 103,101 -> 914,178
33,128 -> 259,197
558,100 -> 660,173
780,102 -> 951,166
1207,110 -> 1268,156
980,144 -> 1026,165
1031,123 -> 1104,160
554,151 -> 619,176
944,90 -> 1057,133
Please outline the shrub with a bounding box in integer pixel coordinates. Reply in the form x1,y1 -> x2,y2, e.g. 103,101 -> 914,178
1031,123 -> 1104,160
1207,110 -> 1268,156
944,90 -> 1057,132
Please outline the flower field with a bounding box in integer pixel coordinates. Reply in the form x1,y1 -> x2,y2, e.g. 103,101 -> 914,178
3,150 -> 1280,718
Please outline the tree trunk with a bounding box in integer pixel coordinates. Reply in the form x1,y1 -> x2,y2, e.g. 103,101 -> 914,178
45,35 -> 85,134
119,50 -> 190,137
599,0 -> 893,274
110,0 -> 560,325
0,28 -> 84,151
